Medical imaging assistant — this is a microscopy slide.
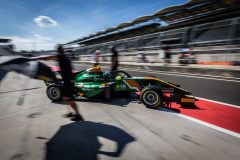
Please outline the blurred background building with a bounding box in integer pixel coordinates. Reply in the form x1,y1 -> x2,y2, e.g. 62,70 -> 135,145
64,0 -> 240,65
0,38 -> 15,56
0,38 -> 55,57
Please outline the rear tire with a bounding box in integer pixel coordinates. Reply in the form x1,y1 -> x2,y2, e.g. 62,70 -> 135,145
46,84 -> 62,102
140,86 -> 162,109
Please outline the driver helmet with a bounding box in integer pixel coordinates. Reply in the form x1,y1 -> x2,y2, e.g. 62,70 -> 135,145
116,76 -> 122,81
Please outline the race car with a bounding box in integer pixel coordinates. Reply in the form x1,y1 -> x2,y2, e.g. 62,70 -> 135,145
45,66 -> 197,109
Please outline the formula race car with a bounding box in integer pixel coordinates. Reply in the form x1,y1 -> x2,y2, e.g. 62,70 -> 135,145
45,66 -> 197,109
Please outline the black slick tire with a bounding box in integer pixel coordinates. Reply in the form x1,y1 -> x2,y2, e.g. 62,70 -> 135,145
140,86 -> 163,109
46,84 -> 62,102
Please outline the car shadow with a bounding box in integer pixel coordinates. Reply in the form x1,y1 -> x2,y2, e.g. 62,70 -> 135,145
51,96 -> 139,108
75,93 -> 140,108
105,97 -> 140,107
78,98 -> 139,107
180,104 -> 204,110
52,101 -> 69,105
53,95 -> 203,112
45,121 -> 135,160
157,104 -> 203,113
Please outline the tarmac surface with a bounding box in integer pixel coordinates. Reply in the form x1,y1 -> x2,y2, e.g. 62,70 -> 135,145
0,71 -> 240,160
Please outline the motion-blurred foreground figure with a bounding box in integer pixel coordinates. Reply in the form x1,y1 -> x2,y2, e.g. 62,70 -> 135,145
111,46 -> 118,71
0,45 -> 83,121
33,45 -> 84,121
92,50 -> 100,67
0,56 -> 57,82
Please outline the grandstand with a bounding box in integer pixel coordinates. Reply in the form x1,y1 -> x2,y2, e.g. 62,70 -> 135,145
64,0 -> 240,64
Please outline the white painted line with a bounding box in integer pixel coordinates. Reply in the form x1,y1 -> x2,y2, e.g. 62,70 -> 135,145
121,67 -> 240,82
176,114 -> 240,139
124,67 -> 240,80
195,96 -> 240,109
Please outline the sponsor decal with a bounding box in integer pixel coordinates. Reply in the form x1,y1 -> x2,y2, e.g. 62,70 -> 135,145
181,98 -> 195,103
83,78 -> 92,81
83,77 -> 105,81
93,77 -> 105,81
115,84 -> 127,89
82,88 -> 93,91
162,87 -> 174,93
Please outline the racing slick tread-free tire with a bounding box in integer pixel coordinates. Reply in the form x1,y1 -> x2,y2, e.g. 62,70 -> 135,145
46,84 -> 62,102
140,86 -> 163,109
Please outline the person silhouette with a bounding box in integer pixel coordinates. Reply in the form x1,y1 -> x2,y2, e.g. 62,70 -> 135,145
31,44 -> 83,121
45,121 -> 135,160
110,47 -> 119,71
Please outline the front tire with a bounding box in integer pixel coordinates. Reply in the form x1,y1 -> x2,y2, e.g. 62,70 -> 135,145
46,84 -> 62,102
140,86 -> 162,109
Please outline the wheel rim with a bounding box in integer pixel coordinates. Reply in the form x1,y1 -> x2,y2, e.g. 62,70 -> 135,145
48,86 -> 60,100
143,90 -> 159,106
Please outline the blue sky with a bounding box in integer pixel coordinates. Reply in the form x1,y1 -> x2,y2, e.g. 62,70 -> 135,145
0,0 -> 187,51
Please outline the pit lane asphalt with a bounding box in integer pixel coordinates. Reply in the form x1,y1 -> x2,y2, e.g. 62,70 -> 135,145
73,64 -> 240,106
0,73 -> 239,160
